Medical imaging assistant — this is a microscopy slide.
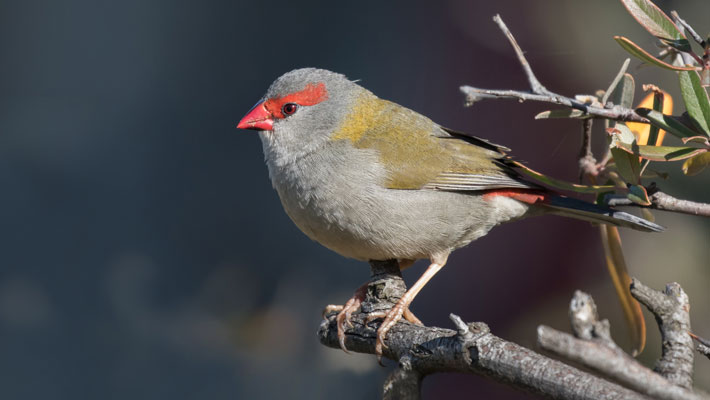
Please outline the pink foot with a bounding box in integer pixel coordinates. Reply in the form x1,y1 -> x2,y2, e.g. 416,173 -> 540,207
323,283 -> 368,352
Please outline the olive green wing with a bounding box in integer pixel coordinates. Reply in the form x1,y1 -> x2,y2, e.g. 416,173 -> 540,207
332,95 -> 536,191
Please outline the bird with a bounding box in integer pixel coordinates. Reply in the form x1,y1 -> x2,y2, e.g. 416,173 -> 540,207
236,68 -> 663,358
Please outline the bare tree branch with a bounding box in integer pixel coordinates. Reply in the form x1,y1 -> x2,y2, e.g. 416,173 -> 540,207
320,260 -> 651,400
459,86 -> 649,123
538,292 -> 706,400
605,188 -> 710,217
649,191 -> 710,217
492,14 -> 550,96
461,15 -> 650,122
631,279 -> 695,389
567,291 -> 616,346
383,363 -> 422,400
538,327 -> 704,400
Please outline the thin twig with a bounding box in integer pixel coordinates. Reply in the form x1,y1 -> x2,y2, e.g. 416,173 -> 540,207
578,119 -> 597,181
492,14 -> 550,95
460,86 -> 649,123
670,11 -> 704,67
671,11 -> 705,47
606,189 -> 710,217
650,191 -> 710,217
462,15 -> 649,124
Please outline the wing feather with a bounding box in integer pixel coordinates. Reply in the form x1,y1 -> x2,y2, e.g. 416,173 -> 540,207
335,94 -> 538,192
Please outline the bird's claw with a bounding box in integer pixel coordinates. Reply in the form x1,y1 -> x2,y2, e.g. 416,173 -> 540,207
324,283 -> 369,353
324,282 -> 423,362
372,300 -> 411,360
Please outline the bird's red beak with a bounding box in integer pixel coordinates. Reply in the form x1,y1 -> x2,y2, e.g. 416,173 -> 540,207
237,101 -> 274,131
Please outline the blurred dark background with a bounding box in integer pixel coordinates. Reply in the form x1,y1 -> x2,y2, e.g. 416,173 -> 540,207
2,0 -> 709,398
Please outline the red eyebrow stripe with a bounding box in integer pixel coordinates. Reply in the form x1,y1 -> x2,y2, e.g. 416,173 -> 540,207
264,82 -> 329,119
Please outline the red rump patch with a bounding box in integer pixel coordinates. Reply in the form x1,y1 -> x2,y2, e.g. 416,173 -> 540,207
264,82 -> 329,119
482,189 -> 549,204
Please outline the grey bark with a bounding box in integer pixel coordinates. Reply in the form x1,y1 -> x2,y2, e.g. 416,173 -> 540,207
631,279 -> 695,389
538,292 -> 705,400
319,260 -> 649,399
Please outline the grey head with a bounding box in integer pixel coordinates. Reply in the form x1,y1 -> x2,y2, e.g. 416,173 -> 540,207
254,68 -> 367,166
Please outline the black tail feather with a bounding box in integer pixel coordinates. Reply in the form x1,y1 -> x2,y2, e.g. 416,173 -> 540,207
544,196 -> 664,233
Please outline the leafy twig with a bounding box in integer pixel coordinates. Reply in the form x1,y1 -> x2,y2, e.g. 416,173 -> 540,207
460,86 -> 650,123
461,15 -> 649,124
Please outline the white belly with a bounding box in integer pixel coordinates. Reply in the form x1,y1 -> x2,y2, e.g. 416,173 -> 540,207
263,140 -> 528,261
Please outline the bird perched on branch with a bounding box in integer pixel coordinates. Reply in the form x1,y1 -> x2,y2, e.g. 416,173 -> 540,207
237,68 -> 663,359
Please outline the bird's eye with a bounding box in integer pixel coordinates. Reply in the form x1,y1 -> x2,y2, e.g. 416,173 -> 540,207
282,103 -> 298,116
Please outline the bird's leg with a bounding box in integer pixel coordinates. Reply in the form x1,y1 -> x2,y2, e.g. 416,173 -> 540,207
374,255 -> 448,360
397,259 -> 422,324
323,282 -> 369,353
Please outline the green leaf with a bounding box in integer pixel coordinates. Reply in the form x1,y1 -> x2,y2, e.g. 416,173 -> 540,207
682,135 -> 710,146
658,37 -> 692,53
620,0 -> 685,40
614,37 -> 696,71
635,108 -> 700,138
611,147 -> 641,183
678,70 -> 710,136
534,109 -> 588,119
682,152 -> 710,175
613,142 -> 707,161
606,73 -> 635,130
609,124 -> 641,183
609,123 -> 637,145
615,74 -> 636,109
509,161 -> 616,193
628,184 -> 652,206
602,59 -> 631,105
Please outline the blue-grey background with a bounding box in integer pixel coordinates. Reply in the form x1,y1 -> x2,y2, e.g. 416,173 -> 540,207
2,0 -> 709,398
